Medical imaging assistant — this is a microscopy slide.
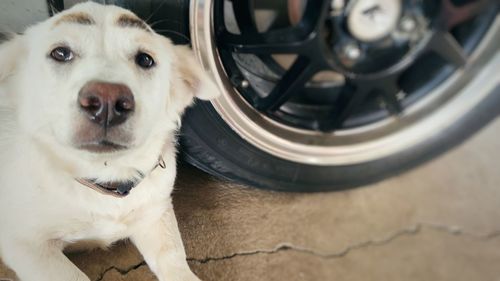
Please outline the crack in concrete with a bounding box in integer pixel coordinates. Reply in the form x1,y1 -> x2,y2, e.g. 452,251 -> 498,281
94,261 -> 147,281
420,222 -> 500,239
187,222 -> 500,264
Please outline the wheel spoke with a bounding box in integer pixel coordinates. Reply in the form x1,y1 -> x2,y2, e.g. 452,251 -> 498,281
441,0 -> 491,29
376,79 -> 404,115
320,85 -> 372,131
320,76 -> 403,131
428,31 -> 467,67
218,28 -> 315,54
298,0 -> 331,31
232,0 -> 256,33
254,56 -> 317,111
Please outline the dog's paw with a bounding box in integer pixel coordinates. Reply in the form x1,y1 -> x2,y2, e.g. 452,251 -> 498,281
176,271 -> 202,281
158,267 -> 202,281
171,271 -> 202,281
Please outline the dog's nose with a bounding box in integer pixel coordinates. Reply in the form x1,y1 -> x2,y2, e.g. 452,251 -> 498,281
78,81 -> 135,127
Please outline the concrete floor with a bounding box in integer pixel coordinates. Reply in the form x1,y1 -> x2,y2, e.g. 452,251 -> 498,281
1,117 -> 500,281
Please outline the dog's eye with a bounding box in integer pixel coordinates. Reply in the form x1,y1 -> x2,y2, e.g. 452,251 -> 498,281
135,52 -> 155,69
50,47 -> 74,62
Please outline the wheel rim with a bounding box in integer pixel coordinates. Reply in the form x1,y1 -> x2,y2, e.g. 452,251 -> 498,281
190,0 -> 499,165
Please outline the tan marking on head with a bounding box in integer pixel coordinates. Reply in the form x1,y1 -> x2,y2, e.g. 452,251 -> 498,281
53,12 -> 95,27
116,14 -> 151,33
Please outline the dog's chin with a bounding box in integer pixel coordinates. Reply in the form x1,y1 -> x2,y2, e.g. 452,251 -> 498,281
77,140 -> 129,154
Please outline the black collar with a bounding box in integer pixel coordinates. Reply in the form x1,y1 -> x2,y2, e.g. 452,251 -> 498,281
75,156 -> 166,198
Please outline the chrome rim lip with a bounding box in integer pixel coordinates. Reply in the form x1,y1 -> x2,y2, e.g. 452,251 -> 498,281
190,0 -> 499,166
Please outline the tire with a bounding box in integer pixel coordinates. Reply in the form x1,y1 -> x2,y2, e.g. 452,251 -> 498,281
181,84 -> 499,192
180,0 -> 500,192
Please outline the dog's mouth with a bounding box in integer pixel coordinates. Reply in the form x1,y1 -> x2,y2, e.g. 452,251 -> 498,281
76,178 -> 137,197
78,140 -> 128,153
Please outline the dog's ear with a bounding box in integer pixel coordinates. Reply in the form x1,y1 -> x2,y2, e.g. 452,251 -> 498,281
0,34 -> 23,84
171,45 -> 220,101
0,35 -> 23,107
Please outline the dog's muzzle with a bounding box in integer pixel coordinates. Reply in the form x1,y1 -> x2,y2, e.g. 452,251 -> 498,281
75,81 -> 135,153
78,81 -> 135,128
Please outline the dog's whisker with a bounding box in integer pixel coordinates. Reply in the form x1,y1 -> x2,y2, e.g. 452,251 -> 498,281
47,0 -> 62,16
148,18 -> 183,29
145,0 -> 169,23
154,29 -> 191,43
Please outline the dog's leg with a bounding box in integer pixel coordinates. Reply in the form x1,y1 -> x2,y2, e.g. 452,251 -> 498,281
1,239 -> 90,281
131,204 -> 200,281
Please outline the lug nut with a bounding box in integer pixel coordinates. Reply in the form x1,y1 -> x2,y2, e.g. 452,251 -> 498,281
400,17 -> 416,32
231,75 -> 250,89
331,0 -> 345,12
241,80 -> 250,88
344,44 -> 361,60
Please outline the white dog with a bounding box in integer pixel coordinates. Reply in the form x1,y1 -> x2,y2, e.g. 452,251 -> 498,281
0,2 -> 218,281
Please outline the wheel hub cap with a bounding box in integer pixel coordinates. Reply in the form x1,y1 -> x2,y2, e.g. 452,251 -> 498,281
347,0 -> 402,42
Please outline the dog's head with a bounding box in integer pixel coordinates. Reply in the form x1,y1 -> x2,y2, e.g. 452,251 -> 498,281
0,3 -> 218,174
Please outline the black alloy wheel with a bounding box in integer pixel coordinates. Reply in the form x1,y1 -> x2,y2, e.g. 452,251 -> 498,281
181,0 -> 499,191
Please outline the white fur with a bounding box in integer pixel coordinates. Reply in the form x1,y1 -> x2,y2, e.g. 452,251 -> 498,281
0,2 -> 218,281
